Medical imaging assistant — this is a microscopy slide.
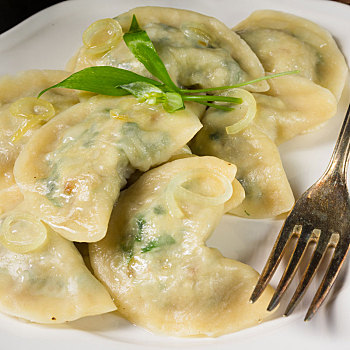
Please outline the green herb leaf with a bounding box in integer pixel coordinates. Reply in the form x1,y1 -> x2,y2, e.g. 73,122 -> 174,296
37,14 -> 299,116
123,15 -> 179,92
135,216 -> 146,242
163,92 -> 184,113
141,234 -> 176,253
38,66 -> 162,98
121,81 -> 165,100
121,81 -> 184,112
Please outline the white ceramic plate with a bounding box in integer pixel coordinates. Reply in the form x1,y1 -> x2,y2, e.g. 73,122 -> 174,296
0,0 -> 349,349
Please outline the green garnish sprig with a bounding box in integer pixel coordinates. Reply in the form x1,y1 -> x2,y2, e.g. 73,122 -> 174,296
39,15 -> 298,112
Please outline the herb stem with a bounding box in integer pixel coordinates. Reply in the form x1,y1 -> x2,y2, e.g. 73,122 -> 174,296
195,101 -> 235,111
182,95 -> 242,104
180,70 -> 299,94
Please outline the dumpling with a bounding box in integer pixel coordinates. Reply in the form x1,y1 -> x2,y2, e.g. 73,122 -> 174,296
13,95 -> 202,242
253,75 -> 337,145
0,70 -> 79,214
234,10 -> 348,100
0,209 -> 116,324
233,11 -> 344,145
190,91 -> 294,218
89,156 -> 276,337
68,7 -> 269,92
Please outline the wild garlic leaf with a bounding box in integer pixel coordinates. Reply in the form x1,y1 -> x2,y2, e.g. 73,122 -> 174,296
162,92 -> 184,113
123,15 -> 179,92
121,81 -> 184,112
121,81 -> 165,99
38,66 -> 162,98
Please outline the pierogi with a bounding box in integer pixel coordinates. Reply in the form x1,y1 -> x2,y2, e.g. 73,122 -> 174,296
0,70 -> 79,214
189,11 -> 347,218
234,9 -> 348,101
0,4 -> 348,338
90,156 -> 275,337
14,95 -> 202,242
0,210 -> 116,324
233,10 -> 345,144
68,6 -> 269,92
252,75 -> 337,145
190,90 -> 294,218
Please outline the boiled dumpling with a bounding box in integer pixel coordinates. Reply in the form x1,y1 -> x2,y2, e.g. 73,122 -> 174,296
233,11 -> 344,145
234,10 -> 348,100
253,75 -> 337,145
90,156 -> 275,337
13,95 -> 202,242
0,70 -> 79,214
190,90 -> 294,218
69,7 -> 269,92
0,209 -> 116,324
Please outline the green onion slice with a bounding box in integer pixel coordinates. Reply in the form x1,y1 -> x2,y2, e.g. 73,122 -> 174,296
0,212 -> 48,254
166,169 -> 233,218
225,89 -> 257,134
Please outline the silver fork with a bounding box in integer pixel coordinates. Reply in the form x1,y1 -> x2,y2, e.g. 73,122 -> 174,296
250,104 -> 350,321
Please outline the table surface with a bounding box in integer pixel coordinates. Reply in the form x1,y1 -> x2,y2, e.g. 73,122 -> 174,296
1,0 -> 349,34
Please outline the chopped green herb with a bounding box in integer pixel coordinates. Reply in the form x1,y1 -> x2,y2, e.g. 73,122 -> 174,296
244,209 -> 251,216
209,131 -> 221,141
42,163 -> 63,207
135,217 -> 146,241
153,205 -> 166,215
141,234 -> 176,253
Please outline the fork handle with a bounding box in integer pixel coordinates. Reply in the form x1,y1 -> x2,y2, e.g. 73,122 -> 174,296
326,104 -> 350,178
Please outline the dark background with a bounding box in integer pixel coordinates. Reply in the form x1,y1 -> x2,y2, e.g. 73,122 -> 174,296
1,0 -> 349,35
1,0 -> 66,34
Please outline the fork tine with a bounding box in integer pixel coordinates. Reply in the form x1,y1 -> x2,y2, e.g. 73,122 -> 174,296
304,240 -> 350,321
284,234 -> 330,316
267,225 -> 315,311
250,218 -> 296,303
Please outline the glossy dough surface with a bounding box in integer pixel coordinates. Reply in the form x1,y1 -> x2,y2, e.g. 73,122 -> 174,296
234,9 -> 348,100
190,98 -> 294,218
0,70 -> 79,214
90,157 -> 275,337
14,95 -> 202,242
190,10 -> 346,218
69,6 -> 268,92
234,10 -> 342,144
0,210 -> 116,324
253,75 -> 337,145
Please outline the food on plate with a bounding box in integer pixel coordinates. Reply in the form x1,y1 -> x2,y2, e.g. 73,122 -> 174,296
190,89 -> 294,218
0,4 -> 348,337
13,95 -> 201,242
0,70 -> 79,214
68,7 -> 269,92
252,75 -> 337,145
233,10 -> 345,144
234,10 -> 348,100
90,156 -> 275,337
0,209 -> 116,323
191,10 -> 346,217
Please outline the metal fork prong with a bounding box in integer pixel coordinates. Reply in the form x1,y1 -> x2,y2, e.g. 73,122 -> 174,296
267,225 -> 314,311
304,241 -> 350,321
284,234 -> 330,316
250,219 -> 295,303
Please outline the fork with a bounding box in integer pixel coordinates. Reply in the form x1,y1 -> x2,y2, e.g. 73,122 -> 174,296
250,104 -> 350,321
